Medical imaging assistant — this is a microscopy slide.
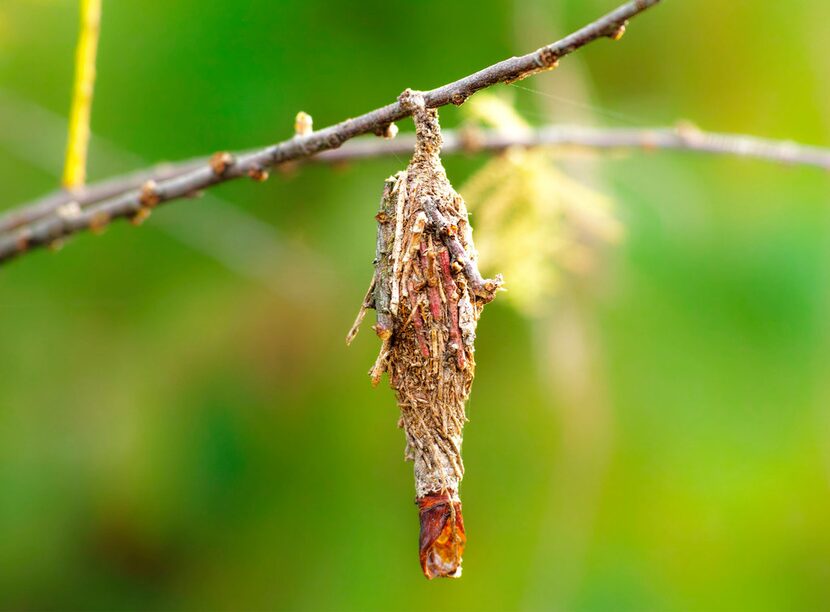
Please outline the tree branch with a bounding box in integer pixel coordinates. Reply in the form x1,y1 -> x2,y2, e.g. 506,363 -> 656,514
322,124 -> 830,169
0,0 -> 661,265
5,122 -> 829,241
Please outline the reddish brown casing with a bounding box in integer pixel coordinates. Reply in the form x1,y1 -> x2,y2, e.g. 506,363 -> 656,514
417,491 -> 466,579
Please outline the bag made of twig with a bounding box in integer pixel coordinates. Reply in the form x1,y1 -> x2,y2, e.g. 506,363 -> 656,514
348,89 -> 502,579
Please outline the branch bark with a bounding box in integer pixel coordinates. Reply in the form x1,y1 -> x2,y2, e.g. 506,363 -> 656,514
0,0 -> 661,265
4,123 -> 829,240
323,124 -> 830,169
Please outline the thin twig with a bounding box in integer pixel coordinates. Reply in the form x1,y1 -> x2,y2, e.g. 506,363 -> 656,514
5,123 -> 829,237
62,0 -> 101,189
0,0 -> 660,265
0,88 -> 320,291
0,160 -> 202,234
422,196 -> 502,303
322,124 -> 830,169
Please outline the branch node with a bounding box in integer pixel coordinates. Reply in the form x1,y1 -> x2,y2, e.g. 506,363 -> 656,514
537,47 -> 560,69
57,201 -> 82,222
450,93 -> 469,106
608,21 -> 628,40
209,151 -> 235,176
247,165 -> 270,182
507,47 -> 560,84
294,111 -> 314,136
139,180 -> 161,208
325,133 -> 344,149
675,120 -> 703,145
375,122 -> 399,140
399,89 -> 426,112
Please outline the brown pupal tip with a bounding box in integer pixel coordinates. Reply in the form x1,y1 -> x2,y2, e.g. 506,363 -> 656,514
139,180 -> 161,208
247,166 -> 270,182
294,111 -> 313,136
209,151 -> 235,176
417,492 -> 465,579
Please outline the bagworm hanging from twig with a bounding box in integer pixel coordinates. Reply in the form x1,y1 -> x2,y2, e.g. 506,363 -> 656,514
348,89 -> 502,579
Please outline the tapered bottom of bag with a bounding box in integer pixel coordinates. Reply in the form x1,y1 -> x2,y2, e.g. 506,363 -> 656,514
417,490 -> 466,579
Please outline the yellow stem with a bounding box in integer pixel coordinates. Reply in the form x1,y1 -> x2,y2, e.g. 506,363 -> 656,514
62,0 -> 101,190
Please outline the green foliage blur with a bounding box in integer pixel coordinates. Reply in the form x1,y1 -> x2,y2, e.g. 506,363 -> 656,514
1,1 -> 829,609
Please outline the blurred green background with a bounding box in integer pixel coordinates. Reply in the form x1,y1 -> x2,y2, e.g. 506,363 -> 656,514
1,0 -> 829,609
